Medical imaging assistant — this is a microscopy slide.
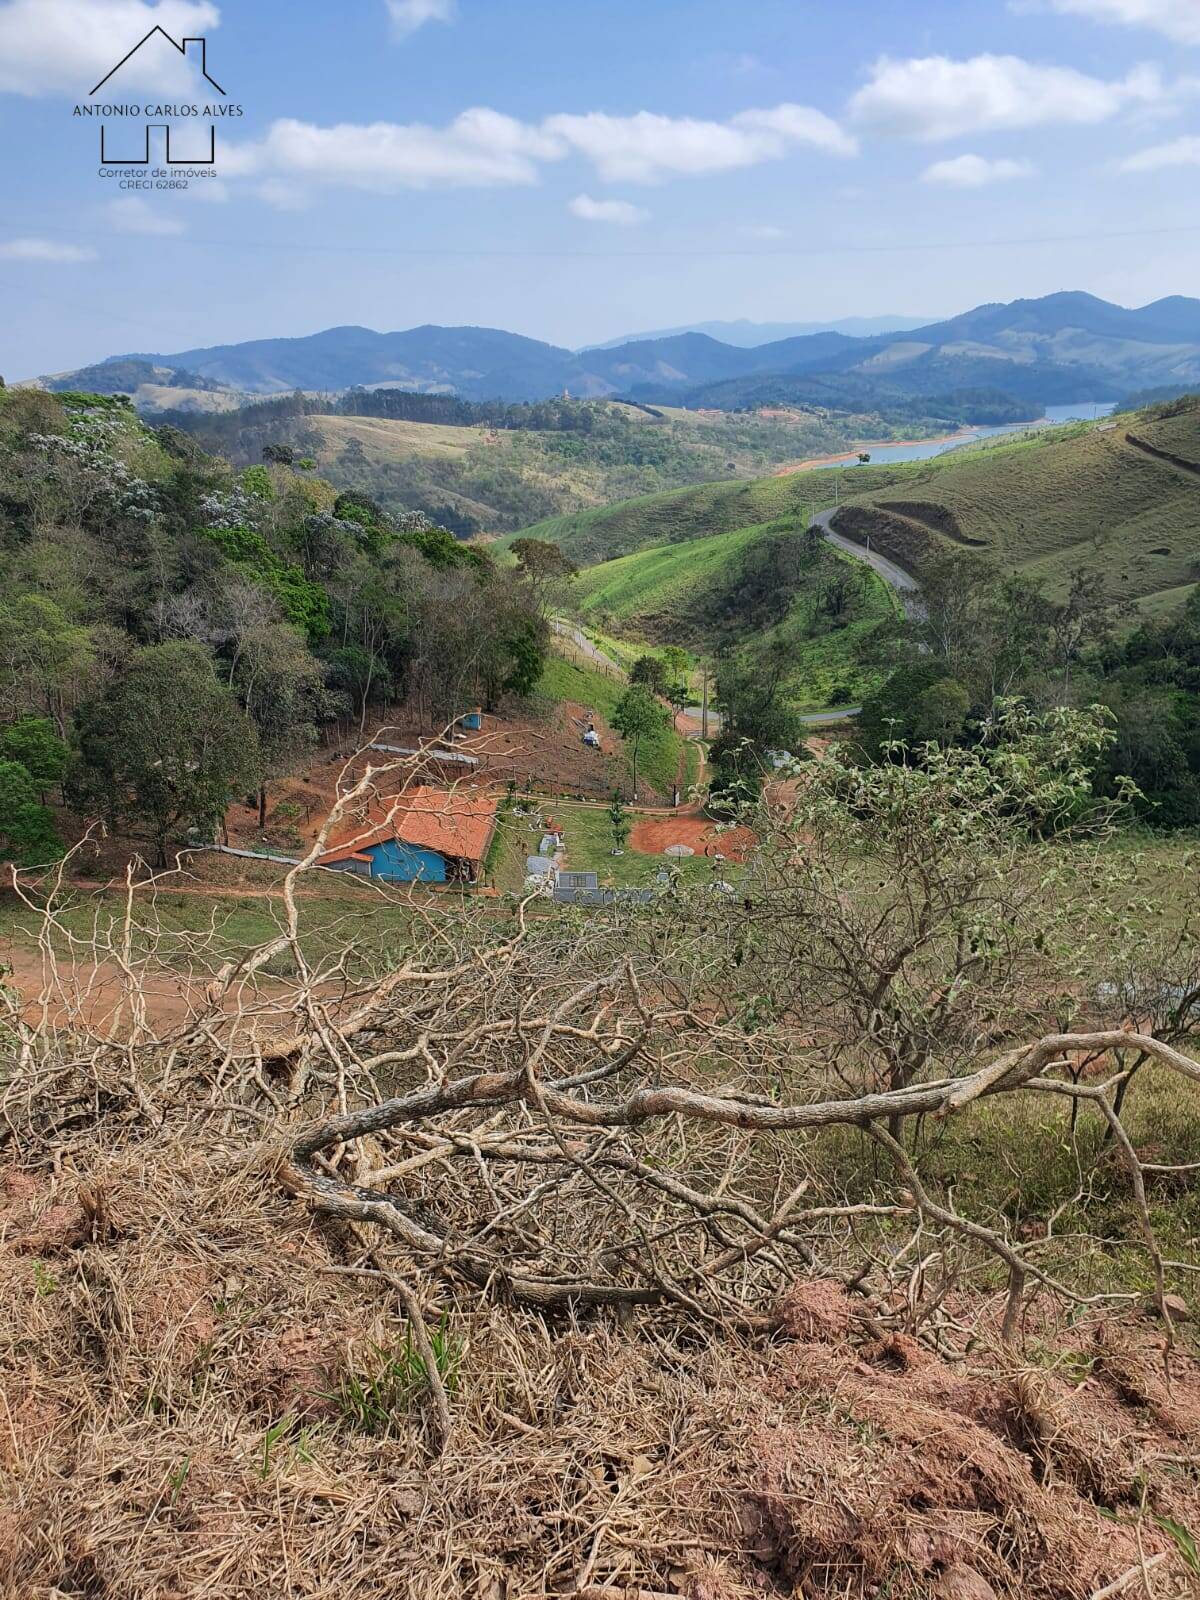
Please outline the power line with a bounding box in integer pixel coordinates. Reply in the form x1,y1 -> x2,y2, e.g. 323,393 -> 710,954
6,217 -> 1200,262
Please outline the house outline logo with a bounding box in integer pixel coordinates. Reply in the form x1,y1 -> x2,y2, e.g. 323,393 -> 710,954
89,28 -> 226,98
87,27 -> 226,168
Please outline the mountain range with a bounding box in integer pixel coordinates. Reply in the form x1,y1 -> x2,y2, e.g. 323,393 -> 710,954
34,292 -> 1200,418
582,315 -> 934,350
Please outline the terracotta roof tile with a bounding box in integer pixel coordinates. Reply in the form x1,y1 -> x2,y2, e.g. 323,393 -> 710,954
319,787 -> 498,869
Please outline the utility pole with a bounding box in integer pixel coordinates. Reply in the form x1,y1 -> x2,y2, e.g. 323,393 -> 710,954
701,661 -> 710,740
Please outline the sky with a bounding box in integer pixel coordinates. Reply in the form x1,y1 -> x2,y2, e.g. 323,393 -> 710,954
1,0 -> 1199,377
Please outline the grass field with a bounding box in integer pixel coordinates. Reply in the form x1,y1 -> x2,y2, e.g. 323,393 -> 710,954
553,801 -> 731,888
573,522 -> 773,625
829,401 -> 1200,609
0,875 -> 430,981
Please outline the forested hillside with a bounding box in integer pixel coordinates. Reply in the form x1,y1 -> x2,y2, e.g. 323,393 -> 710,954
0,388 -> 549,865
162,390 -> 957,537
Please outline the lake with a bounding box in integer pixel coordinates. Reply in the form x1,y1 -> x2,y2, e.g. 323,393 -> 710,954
833,401 -> 1118,470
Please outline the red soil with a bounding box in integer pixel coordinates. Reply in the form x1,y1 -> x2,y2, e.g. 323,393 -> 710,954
627,808 -> 755,862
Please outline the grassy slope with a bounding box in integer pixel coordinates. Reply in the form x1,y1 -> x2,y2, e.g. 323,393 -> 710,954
573,522 -> 770,624
538,654 -> 693,798
510,403 -> 1200,611
500,463 -> 915,567
831,404 -> 1200,608
572,522 -> 897,709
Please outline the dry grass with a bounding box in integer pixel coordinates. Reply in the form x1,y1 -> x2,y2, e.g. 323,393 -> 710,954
3,742 -> 1200,1598
3,1141 -> 1200,1599
833,406 -> 1200,608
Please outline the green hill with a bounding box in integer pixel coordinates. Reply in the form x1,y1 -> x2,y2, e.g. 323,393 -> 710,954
573,522 -> 775,628
502,461 -> 918,567
513,398 -> 1199,619
174,400 -> 950,539
828,399 -> 1200,611
572,518 -> 898,709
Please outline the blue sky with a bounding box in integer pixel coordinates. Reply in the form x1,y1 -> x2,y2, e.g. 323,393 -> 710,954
1,0 -> 1199,376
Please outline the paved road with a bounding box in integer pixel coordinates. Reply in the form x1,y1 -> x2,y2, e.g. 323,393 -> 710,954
813,508 -> 926,620
684,702 -> 859,732
800,706 -> 862,725
550,618 -> 625,676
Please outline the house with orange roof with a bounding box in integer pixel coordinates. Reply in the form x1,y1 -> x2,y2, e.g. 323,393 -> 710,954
318,787 -> 499,885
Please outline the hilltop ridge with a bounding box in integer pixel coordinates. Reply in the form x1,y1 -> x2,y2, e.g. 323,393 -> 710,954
29,292 -> 1200,417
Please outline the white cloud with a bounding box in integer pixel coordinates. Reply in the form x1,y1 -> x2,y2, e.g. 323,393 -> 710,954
568,194 -> 649,225
103,195 -> 186,234
922,153 -> 1037,186
225,100 -> 855,194
384,0 -> 454,38
0,237 -> 96,262
733,105 -> 859,158
227,110 -> 564,190
1039,0 -> 1200,44
544,104 -> 855,183
0,0 -> 220,97
1119,133 -> 1200,168
741,223 -> 789,239
849,53 -> 1164,141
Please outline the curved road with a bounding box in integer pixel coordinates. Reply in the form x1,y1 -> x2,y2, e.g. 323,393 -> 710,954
556,513 -> 923,733
813,508 -> 926,621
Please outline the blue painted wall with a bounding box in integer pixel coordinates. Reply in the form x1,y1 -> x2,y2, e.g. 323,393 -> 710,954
364,839 -> 448,883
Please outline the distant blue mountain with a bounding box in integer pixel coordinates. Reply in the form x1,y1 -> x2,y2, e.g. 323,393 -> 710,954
582,316 -> 934,350
52,292 -> 1200,412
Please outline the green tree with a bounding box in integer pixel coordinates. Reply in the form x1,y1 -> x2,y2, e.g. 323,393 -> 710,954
608,791 -> 630,855
659,646 -> 692,730
0,594 -> 95,735
707,741 -> 764,818
662,645 -> 691,690
911,678 -> 971,747
630,654 -> 668,694
234,624 -> 328,829
240,465 -> 275,501
0,759 -> 62,866
713,642 -> 803,756
500,619 -> 545,698
855,659 -> 954,762
611,685 -> 665,800
508,538 -> 577,620
70,642 -> 260,866
0,718 -> 68,799
509,537 -> 577,589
